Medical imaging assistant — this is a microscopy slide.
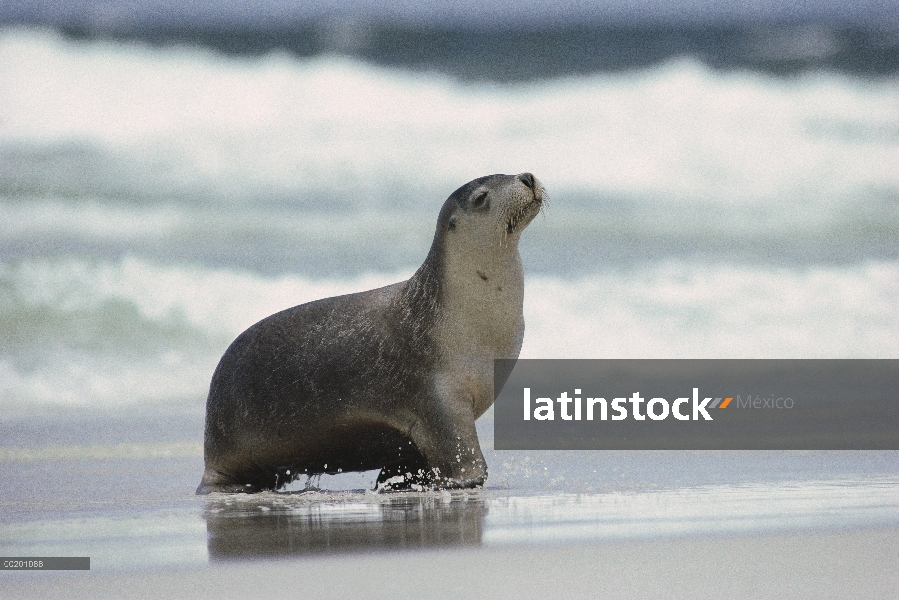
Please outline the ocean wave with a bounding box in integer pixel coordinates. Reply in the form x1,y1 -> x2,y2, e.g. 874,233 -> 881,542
2,193 -> 898,280
0,257 -> 412,411
1,28 -> 896,208
521,261 -> 899,359
1,256 -> 895,411
0,256 -> 410,346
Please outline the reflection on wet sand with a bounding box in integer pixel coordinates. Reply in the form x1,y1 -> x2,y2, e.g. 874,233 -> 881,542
203,490 -> 487,561
202,477 -> 899,562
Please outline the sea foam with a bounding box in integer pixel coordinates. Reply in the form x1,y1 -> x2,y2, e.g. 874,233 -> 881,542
1,28 -> 896,206
2,257 -> 896,412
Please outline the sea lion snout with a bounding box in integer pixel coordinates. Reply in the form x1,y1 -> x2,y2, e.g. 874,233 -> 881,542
518,172 -> 535,189
502,173 -> 544,236
518,172 -> 544,205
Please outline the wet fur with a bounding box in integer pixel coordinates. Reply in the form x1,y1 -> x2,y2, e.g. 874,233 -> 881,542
197,174 -> 543,494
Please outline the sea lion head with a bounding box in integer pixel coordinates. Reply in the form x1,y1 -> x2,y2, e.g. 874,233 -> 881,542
438,172 -> 544,250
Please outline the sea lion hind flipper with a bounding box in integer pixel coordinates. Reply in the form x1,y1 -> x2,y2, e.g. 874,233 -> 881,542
196,467 -> 267,495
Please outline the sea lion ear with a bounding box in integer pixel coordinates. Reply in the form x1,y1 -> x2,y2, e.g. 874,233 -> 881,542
470,191 -> 489,211
447,216 -> 457,231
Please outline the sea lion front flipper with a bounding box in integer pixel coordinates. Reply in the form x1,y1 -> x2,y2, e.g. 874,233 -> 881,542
375,386 -> 487,492
415,390 -> 487,489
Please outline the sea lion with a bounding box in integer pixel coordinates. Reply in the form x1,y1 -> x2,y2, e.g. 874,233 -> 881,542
197,173 -> 544,494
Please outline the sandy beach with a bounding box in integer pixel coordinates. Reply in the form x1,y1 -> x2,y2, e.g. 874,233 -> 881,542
2,408 -> 898,597
6,527 -> 899,600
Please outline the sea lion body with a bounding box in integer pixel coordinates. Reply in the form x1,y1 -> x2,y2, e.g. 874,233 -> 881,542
197,173 -> 543,493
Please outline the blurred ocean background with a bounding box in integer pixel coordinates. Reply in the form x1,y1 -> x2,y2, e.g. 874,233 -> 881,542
1,1 -> 897,417
0,2 -> 897,574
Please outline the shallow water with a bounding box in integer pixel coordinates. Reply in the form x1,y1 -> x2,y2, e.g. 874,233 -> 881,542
1,411 -> 897,570
3,464 -> 898,570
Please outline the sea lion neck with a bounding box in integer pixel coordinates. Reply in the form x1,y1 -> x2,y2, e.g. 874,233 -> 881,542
410,213 -> 523,311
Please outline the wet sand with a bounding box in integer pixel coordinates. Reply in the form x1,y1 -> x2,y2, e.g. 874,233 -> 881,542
5,527 -> 899,599
2,407 -> 898,596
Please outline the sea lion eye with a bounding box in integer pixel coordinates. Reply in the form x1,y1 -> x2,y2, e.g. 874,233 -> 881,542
471,191 -> 488,209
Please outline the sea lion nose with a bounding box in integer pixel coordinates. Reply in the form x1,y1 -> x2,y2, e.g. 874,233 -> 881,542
518,173 -> 534,189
